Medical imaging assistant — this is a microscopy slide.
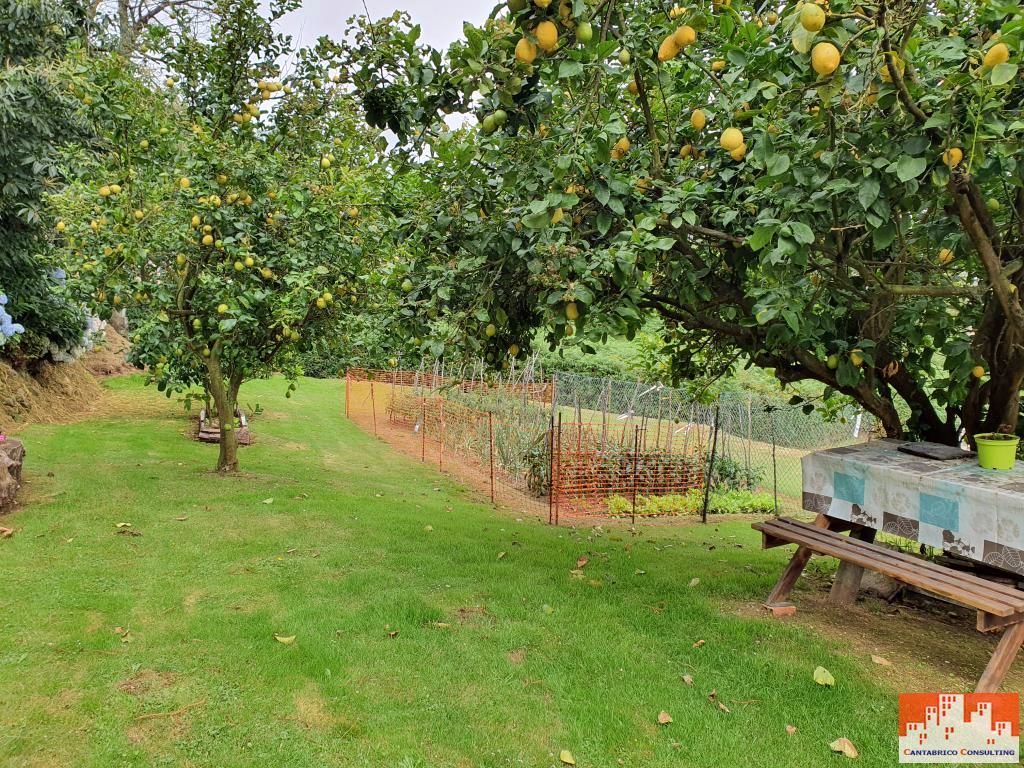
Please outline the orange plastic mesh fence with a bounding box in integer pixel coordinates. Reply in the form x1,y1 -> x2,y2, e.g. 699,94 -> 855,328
345,370 -> 711,523
551,423 -> 705,517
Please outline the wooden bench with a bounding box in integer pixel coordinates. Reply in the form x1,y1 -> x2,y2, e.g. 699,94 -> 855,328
753,515 -> 1024,692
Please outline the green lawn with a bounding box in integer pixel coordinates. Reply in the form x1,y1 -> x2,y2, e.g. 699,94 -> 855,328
1,376 -> 905,766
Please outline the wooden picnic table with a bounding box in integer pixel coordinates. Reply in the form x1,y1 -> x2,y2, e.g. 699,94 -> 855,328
753,439 -> 1024,691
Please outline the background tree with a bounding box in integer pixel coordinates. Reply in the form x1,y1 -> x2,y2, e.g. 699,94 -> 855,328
54,0 -> 393,471
0,0 -> 88,363
339,0 -> 1022,445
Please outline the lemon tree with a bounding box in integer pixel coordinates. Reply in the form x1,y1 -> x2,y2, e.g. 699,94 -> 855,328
53,0 -> 390,471
342,0 -> 1022,443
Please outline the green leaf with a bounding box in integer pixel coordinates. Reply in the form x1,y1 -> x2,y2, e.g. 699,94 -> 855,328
766,153 -> 790,177
872,223 -> 896,249
521,211 -> 549,229
813,666 -> 835,686
791,25 -> 814,54
747,226 -> 775,252
857,177 -> 880,210
991,63 -> 1018,86
896,155 -> 927,182
558,60 -> 584,79
789,222 -> 815,245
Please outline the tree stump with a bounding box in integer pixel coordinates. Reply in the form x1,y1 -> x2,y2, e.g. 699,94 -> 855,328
0,438 -> 25,513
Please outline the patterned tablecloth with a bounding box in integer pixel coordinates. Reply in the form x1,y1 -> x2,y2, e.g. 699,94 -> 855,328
802,439 -> 1024,576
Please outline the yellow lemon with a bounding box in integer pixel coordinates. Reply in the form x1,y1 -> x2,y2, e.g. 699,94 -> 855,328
658,35 -> 680,62
673,25 -> 696,47
536,21 -> 559,53
983,42 -> 1009,69
565,301 -> 579,321
799,4 -> 826,32
938,248 -> 954,266
811,42 -> 841,76
942,147 -> 963,168
711,59 -> 726,72
730,143 -> 747,161
720,127 -> 744,151
690,109 -> 706,131
515,37 -> 537,65
879,54 -> 904,82
971,365 -> 985,379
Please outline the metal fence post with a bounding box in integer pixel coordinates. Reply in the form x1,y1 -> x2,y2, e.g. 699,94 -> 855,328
420,396 -> 426,462
370,380 -> 377,436
701,403 -> 720,524
631,425 -> 641,527
488,411 -> 495,503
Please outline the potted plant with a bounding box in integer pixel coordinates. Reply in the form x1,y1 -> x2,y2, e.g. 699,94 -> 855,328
974,431 -> 1020,471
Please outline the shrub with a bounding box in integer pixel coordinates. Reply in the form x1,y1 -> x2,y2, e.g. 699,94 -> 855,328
710,455 -> 764,491
605,488 -> 775,517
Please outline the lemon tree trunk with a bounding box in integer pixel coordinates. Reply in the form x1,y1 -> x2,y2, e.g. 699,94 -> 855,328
205,353 -> 239,473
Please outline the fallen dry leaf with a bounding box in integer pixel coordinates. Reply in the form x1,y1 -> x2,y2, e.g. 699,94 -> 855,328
423,525 -> 434,532
693,639 -> 706,648
261,498 -> 274,504
273,634 -> 296,645
657,710 -> 673,725
576,555 -> 589,569
542,604 -> 555,615
706,690 -> 730,712
113,626 -> 132,643
115,522 -> 132,528
682,674 -> 694,686
813,666 -> 836,686
559,749 -> 576,765
786,724 -> 797,735
430,621 -> 451,629
688,577 -> 700,588
0,526 -> 14,538
870,655 -> 892,667
387,630 -> 399,639
497,551 -> 507,560
634,569 -> 647,575
830,737 -> 859,759
174,516 -> 188,522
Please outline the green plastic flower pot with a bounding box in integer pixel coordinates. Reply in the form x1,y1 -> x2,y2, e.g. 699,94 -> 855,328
975,433 -> 1020,471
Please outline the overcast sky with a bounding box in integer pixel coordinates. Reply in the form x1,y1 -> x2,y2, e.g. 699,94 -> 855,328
277,1 -> 498,52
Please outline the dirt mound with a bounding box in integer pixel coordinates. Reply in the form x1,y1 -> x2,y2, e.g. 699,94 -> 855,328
0,359 -> 105,433
81,326 -> 135,378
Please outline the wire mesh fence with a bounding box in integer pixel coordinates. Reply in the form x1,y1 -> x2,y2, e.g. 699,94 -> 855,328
345,363 -> 877,523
